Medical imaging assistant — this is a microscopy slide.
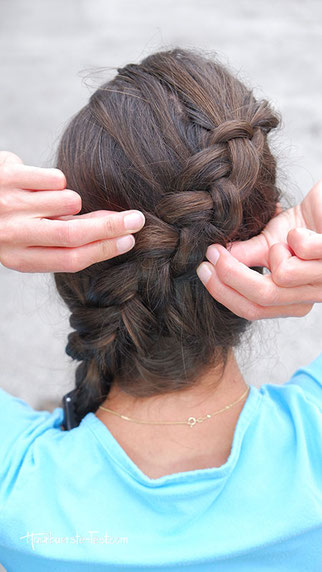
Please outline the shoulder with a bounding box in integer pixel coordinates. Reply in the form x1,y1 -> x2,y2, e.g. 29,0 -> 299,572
0,388 -> 64,509
256,354 -> 322,461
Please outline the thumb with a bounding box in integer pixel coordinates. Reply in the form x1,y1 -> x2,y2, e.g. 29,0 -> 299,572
0,151 -> 24,166
227,233 -> 269,267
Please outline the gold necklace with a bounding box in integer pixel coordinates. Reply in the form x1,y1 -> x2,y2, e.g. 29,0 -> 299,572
98,384 -> 250,428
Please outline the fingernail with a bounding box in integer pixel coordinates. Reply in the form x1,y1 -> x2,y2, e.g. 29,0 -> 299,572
124,211 -> 145,231
117,235 -> 135,253
206,246 -> 220,265
196,262 -> 213,285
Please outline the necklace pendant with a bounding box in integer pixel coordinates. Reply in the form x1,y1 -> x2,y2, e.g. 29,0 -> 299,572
187,415 -> 207,427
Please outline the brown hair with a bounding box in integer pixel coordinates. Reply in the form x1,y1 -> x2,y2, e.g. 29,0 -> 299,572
54,48 -> 280,427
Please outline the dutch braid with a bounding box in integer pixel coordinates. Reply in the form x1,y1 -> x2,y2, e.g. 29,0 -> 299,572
54,48 -> 281,427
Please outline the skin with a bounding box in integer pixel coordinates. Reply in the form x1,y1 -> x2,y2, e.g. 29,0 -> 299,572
196,183 -> 322,320
0,151 -> 146,272
1,150 -> 322,478
96,351 -> 249,478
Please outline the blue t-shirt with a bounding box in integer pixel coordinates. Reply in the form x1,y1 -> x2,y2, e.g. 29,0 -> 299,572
0,355 -> 322,572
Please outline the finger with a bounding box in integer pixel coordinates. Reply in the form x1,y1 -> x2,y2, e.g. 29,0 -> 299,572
269,242 -> 322,286
4,210 -> 145,247
206,244 -> 322,306
14,235 -> 136,272
227,234 -> 269,267
287,228 -> 322,260
1,189 -> 82,217
275,202 -> 283,216
196,261 -> 313,320
52,210 -> 118,221
0,151 -> 24,166
0,164 -> 66,190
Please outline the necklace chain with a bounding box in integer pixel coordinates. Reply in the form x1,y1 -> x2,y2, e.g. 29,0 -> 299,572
98,384 -> 250,428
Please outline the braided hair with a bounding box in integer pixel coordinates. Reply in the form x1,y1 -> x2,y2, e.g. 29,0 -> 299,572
54,48 -> 281,428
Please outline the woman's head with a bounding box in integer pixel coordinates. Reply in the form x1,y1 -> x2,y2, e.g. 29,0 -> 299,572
54,48 -> 280,426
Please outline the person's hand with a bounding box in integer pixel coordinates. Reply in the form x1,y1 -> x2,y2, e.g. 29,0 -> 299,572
0,151 -> 145,273
196,180 -> 322,319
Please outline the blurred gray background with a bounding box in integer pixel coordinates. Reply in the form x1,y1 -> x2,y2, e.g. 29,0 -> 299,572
0,0 -> 322,568
1,0 -> 322,404
0,5 -> 321,434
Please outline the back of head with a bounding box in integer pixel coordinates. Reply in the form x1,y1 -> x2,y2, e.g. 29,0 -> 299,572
54,48 -> 280,426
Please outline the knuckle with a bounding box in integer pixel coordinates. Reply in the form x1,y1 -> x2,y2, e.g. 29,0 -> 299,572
295,241 -> 310,259
0,192 -> 13,212
306,304 -> 314,315
219,261 -> 235,283
244,305 -> 261,321
56,224 -> 70,246
13,257 -> 27,272
64,249 -> 81,273
99,239 -> 113,261
56,222 -> 75,246
0,151 -> 22,165
64,190 -> 82,211
258,282 -> 277,306
104,215 -> 118,237
273,264 -> 290,286
0,250 -> 12,269
0,221 -> 15,243
294,304 -> 313,317
1,252 -> 25,272
289,229 -> 310,258
51,168 -> 64,177
50,168 -> 67,188
0,165 -> 13,187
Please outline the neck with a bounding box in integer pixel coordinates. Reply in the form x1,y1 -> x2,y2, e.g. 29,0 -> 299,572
103,351 -> 244,414
95,352 -> 249,477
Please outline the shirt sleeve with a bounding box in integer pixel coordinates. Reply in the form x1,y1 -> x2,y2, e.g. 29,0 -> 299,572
0,388 -> 64,508
284,352 -> 322,409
